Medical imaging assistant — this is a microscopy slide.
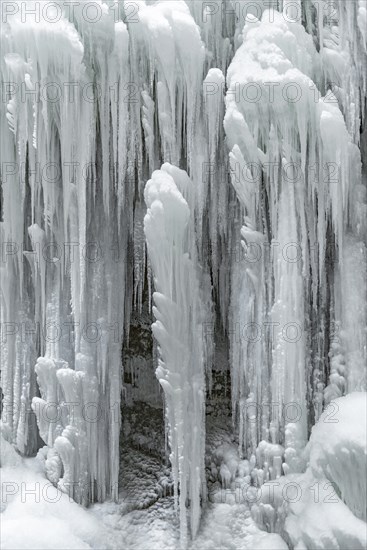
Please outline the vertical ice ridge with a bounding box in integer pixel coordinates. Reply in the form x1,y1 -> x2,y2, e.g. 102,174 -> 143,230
144,166 -> 207,546
1,5 -> 126,503
224,5 -> 366,480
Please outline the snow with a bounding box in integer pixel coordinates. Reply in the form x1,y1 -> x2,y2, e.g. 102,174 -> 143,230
1,431 -> 289,550
253,392 -> 367,550
0,435 -> 117,550
307,392 -> 367,521
3,392 -> 366,549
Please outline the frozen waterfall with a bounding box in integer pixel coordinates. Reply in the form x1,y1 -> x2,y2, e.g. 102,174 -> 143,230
0,0 -> 366,548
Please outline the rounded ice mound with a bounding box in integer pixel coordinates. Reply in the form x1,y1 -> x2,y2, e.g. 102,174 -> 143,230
307,392 -> 367,520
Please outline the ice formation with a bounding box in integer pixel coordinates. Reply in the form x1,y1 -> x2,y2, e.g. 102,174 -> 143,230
144,165 -> 208,544
253,392 -> 367,549
0,0 -> 366,547
225,4 -> 366,469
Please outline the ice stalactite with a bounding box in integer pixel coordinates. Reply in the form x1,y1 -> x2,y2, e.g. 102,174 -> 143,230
127,0 -> 205,169
0,0 -> 216,522
0,0 -> 366,545
224,6 -> 366,479
1,5 -> 128,503
144,165 -> 208,546
304,0 -> 367,398
202,68 -> 228,297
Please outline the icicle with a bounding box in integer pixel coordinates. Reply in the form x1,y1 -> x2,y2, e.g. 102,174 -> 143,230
224,3 -> 365,480
1,2 -> 365,544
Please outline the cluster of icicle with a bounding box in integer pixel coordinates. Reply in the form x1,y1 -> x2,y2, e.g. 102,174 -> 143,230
226,0 -> 367,480
1,0 -> 366,545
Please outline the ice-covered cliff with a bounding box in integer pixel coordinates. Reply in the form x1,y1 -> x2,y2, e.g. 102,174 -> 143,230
1,0 -> 366,545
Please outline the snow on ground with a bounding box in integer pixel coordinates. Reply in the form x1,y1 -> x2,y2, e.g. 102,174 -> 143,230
2,393 -> 366,549
1,397 -> 288,550
0,436 -> 121,550
254,392 -> 367,550
0,436 -> 287,550
285,470 -> 367,550
193,504 -> 288,550
89,500 -> 288,550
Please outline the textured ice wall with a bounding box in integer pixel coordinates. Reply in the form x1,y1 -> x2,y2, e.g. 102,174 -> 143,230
0,0 -> 366,543
0,0 -> 219,511
1,4 -> 128,502
224,4 -> 366,479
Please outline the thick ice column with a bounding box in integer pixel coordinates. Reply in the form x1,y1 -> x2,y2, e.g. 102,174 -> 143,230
309,0 -> 367,396
224,9 -> 314,467
227,143 -> 268,459
0,8 -> 88,457
320,101 -> 367,395
144,165 -> 207,546
224,6 -> 365,476
0,5 -> 127,504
